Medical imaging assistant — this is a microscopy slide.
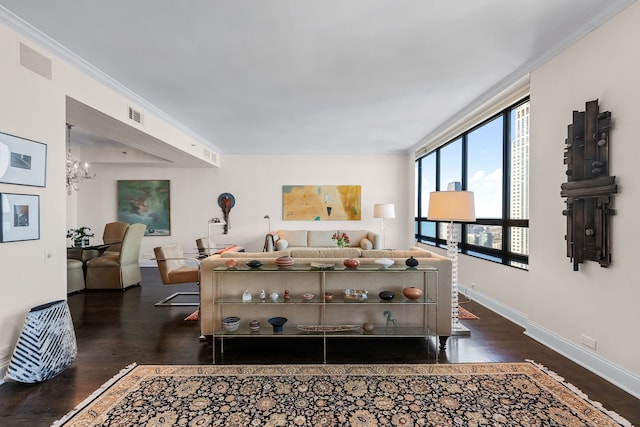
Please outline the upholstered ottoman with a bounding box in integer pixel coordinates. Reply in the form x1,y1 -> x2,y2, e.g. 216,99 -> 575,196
5,300 -> 77,383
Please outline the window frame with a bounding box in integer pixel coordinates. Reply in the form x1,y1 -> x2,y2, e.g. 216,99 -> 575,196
415,97 -> 529,269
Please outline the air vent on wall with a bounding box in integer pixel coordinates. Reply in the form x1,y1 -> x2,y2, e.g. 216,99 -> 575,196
19,42 -> 52,80
128,106 -> 144,125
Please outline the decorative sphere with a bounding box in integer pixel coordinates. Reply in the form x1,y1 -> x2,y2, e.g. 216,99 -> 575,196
402,287 -> 423,300
362,322 -> 375,332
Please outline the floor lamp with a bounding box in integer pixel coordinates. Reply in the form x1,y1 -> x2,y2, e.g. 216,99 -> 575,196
373,203 -> 395,249
427,191 -> 475,334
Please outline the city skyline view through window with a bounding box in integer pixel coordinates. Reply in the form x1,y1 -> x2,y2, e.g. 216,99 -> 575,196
415,99 -> 529,268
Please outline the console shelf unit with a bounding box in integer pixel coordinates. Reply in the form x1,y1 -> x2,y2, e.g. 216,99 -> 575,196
211,265 -> 439,363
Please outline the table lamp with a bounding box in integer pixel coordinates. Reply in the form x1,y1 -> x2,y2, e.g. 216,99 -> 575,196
427,190 -> 475,333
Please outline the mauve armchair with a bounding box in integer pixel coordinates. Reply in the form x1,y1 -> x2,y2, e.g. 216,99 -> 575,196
85,223 -> 146,290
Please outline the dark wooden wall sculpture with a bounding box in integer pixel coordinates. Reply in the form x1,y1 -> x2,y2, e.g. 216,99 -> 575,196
561,99 -> 617,271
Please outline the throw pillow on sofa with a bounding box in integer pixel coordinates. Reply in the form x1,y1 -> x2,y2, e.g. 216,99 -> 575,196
278,230 -> 308,247
276,239 -> 289,251
360,238 -> 373,250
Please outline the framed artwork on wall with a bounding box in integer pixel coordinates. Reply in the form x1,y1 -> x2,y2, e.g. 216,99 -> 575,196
0,131 -> 47,187
0,193 -> 40,242
117,180 -> 170,236
283,185 -> 361,221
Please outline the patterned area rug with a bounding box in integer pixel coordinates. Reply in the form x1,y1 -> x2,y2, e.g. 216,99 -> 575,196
54,362 -> 632,426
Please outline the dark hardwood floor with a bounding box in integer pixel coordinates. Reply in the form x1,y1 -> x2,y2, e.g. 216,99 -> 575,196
1,267 -> 638,426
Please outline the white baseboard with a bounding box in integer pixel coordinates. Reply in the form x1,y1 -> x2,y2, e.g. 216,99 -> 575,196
525,322 -> 640,400
458,284 -> 640,400
458,285 -> 529,327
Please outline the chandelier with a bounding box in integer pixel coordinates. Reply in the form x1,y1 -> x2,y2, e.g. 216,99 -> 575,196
66,124 -> 95,195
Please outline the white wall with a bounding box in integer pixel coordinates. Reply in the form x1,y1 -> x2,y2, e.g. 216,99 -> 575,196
74,154 -> 410,259
0,21 -> 216,377
439,2 -> 640,397
0,26 -> 67,367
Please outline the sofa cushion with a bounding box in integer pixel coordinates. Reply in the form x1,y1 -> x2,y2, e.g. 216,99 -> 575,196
290,248 -> 362,258
341,230 -> 368,247
361,249 -> 432,259
278,230 -> 308,247
221,250 -> 290,258
307,230 -> 336,247
360,238 -> 373,250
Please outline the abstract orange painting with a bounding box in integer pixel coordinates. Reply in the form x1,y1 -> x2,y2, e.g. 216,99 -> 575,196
283,185 -> 361,221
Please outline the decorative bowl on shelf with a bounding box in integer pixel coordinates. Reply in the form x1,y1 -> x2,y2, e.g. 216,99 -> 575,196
402,287 -> 423,300
344,289 -> 368,301
302,293 -> 314,301
375,258 -> 394,268
378,290 -> 394,301
310,262 -> 335,270
222,316 -> 240,332
246,260 -> 263,269
268,316 -> 288,332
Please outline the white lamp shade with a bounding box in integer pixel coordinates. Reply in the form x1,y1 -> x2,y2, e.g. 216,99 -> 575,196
427,191 -> 476,222
373,203 -> 395,219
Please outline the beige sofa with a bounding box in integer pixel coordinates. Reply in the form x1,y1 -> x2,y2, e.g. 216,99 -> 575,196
200,247 -> 452,348
265,229 -> 381,252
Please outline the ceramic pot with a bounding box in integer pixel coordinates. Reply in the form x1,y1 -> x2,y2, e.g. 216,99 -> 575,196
362,322 -> 374,332
343,258 -> 360,269
378,290 -> 394,301
402,287 -> 423,300
249,320 -> 260,331
405,256 -> 419,268
324,292 -> 333,302
225,259 -> 238,268
268,316 -> 288,332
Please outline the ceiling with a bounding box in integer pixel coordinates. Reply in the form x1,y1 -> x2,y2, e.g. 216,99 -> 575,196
0,0 -> 634,161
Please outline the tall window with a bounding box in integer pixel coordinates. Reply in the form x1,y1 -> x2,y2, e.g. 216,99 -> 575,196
415,98 -> 529,269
